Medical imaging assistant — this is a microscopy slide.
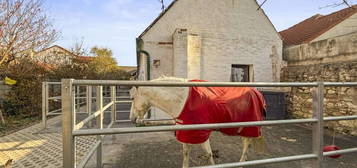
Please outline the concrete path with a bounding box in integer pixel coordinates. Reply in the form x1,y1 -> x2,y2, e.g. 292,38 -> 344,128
0,90 -> 132,168
0,116 -> 96,168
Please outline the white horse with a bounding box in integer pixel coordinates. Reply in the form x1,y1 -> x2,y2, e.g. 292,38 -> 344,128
130,77 -> 266,168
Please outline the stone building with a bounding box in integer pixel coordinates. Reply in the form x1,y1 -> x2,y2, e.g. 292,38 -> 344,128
135,0 -> 284,120
137,0 -> 283,82
280,6 -> 357,134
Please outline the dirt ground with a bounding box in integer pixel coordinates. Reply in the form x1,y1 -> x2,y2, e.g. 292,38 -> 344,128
85,123 -> 357,168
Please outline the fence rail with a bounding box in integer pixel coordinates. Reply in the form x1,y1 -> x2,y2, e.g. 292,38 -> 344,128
42,82 -> 88,128
42,82 -> 132,129
61,79 -> 357,168
71,116 -> 357,136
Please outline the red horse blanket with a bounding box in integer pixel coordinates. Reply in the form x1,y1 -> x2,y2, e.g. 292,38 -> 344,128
176,81 -> 266,144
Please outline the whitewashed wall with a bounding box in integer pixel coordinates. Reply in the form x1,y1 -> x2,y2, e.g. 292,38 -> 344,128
139,0 -> 283,119
139,0 -> 282,82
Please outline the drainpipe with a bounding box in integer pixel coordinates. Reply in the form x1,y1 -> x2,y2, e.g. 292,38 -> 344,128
136,38 -> 151,80
136,38 -> 152,118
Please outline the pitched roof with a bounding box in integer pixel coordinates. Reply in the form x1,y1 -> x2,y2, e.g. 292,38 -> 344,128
36,62 -> 55,70
139,0 -> 178,38
76,56 -> 93,62
280,5 -> 357,46
139,0 -> 280,40
38,45 -> 93,62
36,45 -> 77,56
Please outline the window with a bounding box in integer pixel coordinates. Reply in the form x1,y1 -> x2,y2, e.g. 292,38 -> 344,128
231,65 -> 250,82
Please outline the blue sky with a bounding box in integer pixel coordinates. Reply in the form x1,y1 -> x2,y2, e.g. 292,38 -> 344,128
44,0 -> 356,66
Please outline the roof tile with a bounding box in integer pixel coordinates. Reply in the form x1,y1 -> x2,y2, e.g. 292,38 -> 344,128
280,5 -> 357,46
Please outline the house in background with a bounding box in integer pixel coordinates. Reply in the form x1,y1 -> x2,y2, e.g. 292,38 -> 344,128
34,45 -> 92,66
280,5 -> 357,66
280,6 -> 357,135
137,0 -> 283,83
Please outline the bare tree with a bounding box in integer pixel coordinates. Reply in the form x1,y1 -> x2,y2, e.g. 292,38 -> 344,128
0,0 -> 59,65
69,38 -> 88,56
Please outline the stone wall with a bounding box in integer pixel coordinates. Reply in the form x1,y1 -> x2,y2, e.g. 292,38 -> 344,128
282,61 -> 357,135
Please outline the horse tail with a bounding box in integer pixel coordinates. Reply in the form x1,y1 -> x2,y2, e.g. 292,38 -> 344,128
243,136 -> 267,154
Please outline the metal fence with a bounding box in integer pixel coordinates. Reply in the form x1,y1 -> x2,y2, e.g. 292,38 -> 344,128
42,82 -> 132,129
61,79 -> 357,168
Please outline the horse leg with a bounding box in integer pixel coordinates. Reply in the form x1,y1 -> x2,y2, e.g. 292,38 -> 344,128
240,137 -> 251,162
200,139 -> 215,165
182,143 -> 192,168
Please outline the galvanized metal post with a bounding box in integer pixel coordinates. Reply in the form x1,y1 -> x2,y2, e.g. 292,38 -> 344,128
87,86 -> 93,127
76,86 -> 80,112
96,86 -> 103,168
312,82 -> 324,168
45,82 -> 49,120
111,86 -> 116,124
42,82 -> 47,129
62,79 -> 76,168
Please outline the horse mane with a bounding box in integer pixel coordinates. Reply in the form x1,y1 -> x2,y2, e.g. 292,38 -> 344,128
151,76 -> 188,82
134,76 -> 189,118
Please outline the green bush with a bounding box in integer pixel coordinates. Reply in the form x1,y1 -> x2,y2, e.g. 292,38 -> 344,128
0,56 -> 131,118
0,59 -> 49,117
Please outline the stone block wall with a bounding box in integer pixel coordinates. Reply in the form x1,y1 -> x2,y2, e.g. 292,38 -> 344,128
282,61 -> 357,135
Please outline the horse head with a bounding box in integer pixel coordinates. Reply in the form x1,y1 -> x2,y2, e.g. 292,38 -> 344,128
130,87 -> 151,124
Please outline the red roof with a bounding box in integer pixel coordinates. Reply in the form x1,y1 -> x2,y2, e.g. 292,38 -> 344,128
280,5 -> 357,46
36,62 -> 55,70
76,56 -> 93,62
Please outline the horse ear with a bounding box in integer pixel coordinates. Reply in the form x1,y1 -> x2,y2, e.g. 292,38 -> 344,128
130,87 -> 137,98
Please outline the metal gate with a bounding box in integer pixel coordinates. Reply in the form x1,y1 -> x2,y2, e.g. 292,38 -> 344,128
42,82 -> 132,129
61,80 -> 357,168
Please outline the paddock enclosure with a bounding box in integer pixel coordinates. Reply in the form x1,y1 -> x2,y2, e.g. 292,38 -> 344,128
60,79 -> 357,168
